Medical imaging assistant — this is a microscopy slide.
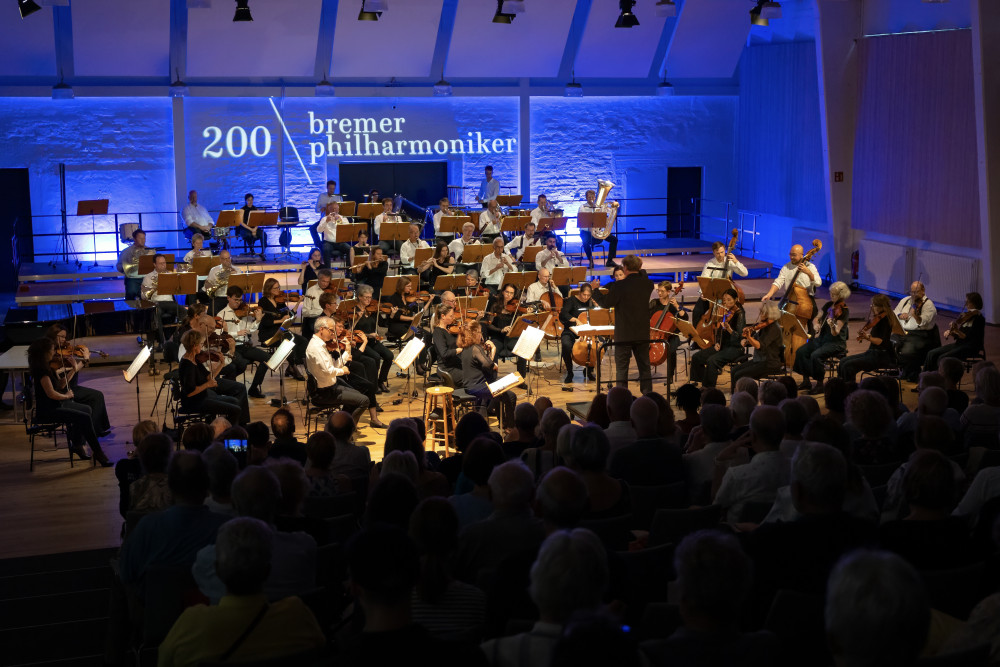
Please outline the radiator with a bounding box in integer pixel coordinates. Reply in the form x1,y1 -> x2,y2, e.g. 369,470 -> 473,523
856,238 -> 910,294
914,250 -> 980,310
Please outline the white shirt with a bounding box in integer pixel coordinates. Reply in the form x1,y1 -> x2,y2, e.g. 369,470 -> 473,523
140,270 -> 175,302
715,450 -> 790,523
479,209 -> 502,236
315,192 -> 342,214
700,256 -> 749,279
217,305 -> 259,345
301,284 -> 327,318
373,212 -> 400,236
399,239 -> 430,269
182,203 -> 214,229
772,261 -> 821,294
480,251 -> 515,286
893,296 -> 937,332
524,281 -> 555,304
529,207 -> 549,226
432,210 -> 455,237
317,214 -> 348,243
536,248 -> 569,270
477,177 -> 499,204
205,264 -> 239,298
605,420 -> 638,454
955,467 -> 1000,521
505,234 -> 541,261
305,335 -> 347,389
449,237 -> 477,261
183,248 -> 210,266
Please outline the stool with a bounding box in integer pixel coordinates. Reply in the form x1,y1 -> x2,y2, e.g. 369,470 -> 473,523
423,386 -> 457,458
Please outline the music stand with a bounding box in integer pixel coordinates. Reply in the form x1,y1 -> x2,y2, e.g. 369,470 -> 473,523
501,271 -> 537,292
138,253 -> 175,275
456,296 -> 489,313
192,255 -> 222,277
247,211 -> 278,259
393,337 -> 426,417
334,222 -> 367,243
157,272 -> 198,301
339,201 -> 357,217
577,211 -> 606,233
674,317 -> 708,348
77,199 -> 109,270
230,272 -> 266,298
460,244 -> 492,264
266,338 -> 297,408
552,266 -> 586,287
414,247 -> 435,273
380,222 -> 411,254
214,210 -> 240,251
696,276 -> 734,303
535,216 -> 568,239
356,203 -> 381,220
486,371 -> 524,431
382,276 -> 404,298
501,216 -> 530,234
433,275 -> 466,293
511,320 -> 546,396
496,195 -> 523,208
440,216 -> 470,237
522,246 -> 544,265
123,345 -> 152,421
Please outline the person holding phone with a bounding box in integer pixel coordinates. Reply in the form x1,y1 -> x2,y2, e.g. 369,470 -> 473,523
179,329 -> 246,425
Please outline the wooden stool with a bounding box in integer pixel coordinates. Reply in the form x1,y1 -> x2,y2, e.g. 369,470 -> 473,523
423,385 -> 456,458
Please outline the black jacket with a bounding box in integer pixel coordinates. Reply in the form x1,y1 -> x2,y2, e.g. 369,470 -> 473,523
603,271 -> 656,342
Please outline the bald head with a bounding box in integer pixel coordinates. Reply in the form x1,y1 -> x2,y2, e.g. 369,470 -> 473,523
326,410 -> 356,442
606,386 -> 634,423
537,268 -> 550,283
749,405 -> 785,451
630,396 -> 659,438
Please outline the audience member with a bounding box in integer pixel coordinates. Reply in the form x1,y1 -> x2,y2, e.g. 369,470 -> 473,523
521,407 -> 570,481
533,396 -> 553,419
713,406 -> 789,522
608,396 -> 683,486
382,450 -> 420,483
880,416 -> 964,523
777,375 -> 798,400
159,517 -> 325,666
210,417 -> 232,439
180,421 -> 214,452
604,387 -> 637,453
937,356 -> 970,415
683,404 -> 740,506
702,388 -> 727,406
566,426 -> 631,521
795,393 -> 821,421
728,391 -> 755,441
268,408 -> 306,464
441,411 -> 491,490
733,376 -> 759,403
383,420 -> 449,498
536,467 -> 589,533
823,378 -> 849,424
202,443 -> 238,515
504,403 -> 541,460
643,391 -> 680,444
451,437 -> 505,529
960,365 -> 1000,448
954,464 -> 1000,525
304,431 -> 342,497
245,422 -> 270,463
365,473 -> 419,530
777,398 -> 808,459
898,385 -> 961,449
115,420 -> 160,517
555,423 -> 581,465
267,459 -> 316,539
675,384 -> 702,434
845,389 -> 897,464
759,380 -> 788,407
326,410 -> 372,480
585,392 -> 611,429
129,433 -> 173,513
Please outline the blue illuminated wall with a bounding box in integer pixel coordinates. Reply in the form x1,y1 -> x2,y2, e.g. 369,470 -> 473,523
0,98 -> 176,261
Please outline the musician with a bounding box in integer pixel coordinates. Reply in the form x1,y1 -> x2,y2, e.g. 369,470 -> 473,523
421,242 -> 455,289
238,193 -> 267,258
432,197 -> 455,246
383,277 -> 420,341
141,254 -> 186,348
924,292 -> 986,372
298,248 -> 324,294
479,199 -> 503,242
793,281 -> 851,394
305,316 -> 372,425
479,237 -> 516,292
218,285 -> 269,399
648,280 -> 689,384
353,246 -> 389,298
461,321 -> 515,426
760,244 -> 821,322
374,198 -> 403,255
348,229 -> 372,267
317,201 -> 350,266
311,179 -> 343,249
730,301 -> 784,387
432,304 -> 465,386
484,283 -> 529,380
559,283 -> 601,382
536,235 -> 571,297
177,330 -> 245,427
449,221 -> 479,272
838,294 -> 896,382
354,284 -> 395,392
45,324 -> 111,436
182,190 -> 214,238
690,241 -> 749,326
258,278 -> 307,381
204,250 -> 239,314
27,337 -> 111,466
116,228 -> 153,301
505,221 -> 542,267
302,268 -> 334,340
892,281 -> 938,381
578,189 -> 619,269
525,268 -> 560,311
399,223 -> 430,277
689,288 -> 745,391
475,165 -> 499,207
462,270 -> 488,300
330,318 -> 387,428
176,317 -> 250,422
182,233 -> 212,305
430,291 -> 458,330
176,305 -> 243,381
603,255 -> 656,394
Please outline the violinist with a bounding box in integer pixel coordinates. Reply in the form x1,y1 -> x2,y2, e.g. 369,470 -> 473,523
383,277 -> 419,340
353,246 -> 389,298
525,268 -> 560,311
689,288 -> 746,390
217,285 -> 269,399
505,220 -> 541,267
177,320 -> 250,424
44,324 -> 112,439
460,321 -> 514,426
301,268 -> 335,339
690,241 -> 749,329
354,284 -> 394,392
793,281 -> 851,394
421,242 -> 455,289
178,305 -> 243,381
924,292 -> 986,373
892,282 -> 938,382
648,280 -> 688,384
399,223 -> 431,277
478,199 -> 503,242
182,232 -> 212,305
27,337 -> 111,466
297,248 -> 324,293
559,283 -> 600,383
838,294 -> 896,382
432,304 -> 465,386
331,318 -> 388,428
483,283 -> 529,380
348,229 -> 372,268
304,316 -> 372,426
479,237 -> 516,292
374,197 -> 403,255
238,193 -> 267,258
178,329 -> 246,425
730,301 -> 784,387
463,271 -> 487,299
258,278 -> 307,381
317,200 -> 350,266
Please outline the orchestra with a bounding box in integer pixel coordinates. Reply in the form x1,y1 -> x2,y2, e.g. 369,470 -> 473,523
793,281 -> 852,395
892,281 -> 938,381
217,285 -> 269,399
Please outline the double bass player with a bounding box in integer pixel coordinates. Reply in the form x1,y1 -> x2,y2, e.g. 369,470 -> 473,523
760,242 -> 822,366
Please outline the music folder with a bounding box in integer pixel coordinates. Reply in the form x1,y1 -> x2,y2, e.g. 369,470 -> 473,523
356,203 -> 381,220
440,216 -> 470,235
77,199 -> 110,216
156,272 -> 198,297
522,245 -> 544,263
552,266 -> 586,286
192,255 -> 222,277
500,216 -> 530,233
501,271 -> 537,290
229,272 -> 266,295
335,222 -> 367,243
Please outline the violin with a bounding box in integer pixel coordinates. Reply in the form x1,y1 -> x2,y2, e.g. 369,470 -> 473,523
325,337 -> 346,353
195,349 -> 225,364
742,319 -> 770,338
467,284 -> 488,298
275,291 -> 302,304
857,309 -> 887,342
207,330 -> 234,351
233,301 -> 261,318
827,300 -> 845,321
504,298 -> 520,313
56,343 -> 109,365
945,310 -> 975,339
405,291 -> 432,305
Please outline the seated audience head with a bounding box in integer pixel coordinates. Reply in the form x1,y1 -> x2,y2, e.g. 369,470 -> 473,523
270,408 -> 295,438
167,450 -> 211,506
974,365 -> 1000,406
265,460 -> 308,517
778,375 -> 799,400
514,402 -> 540,438
823,378 -> 849,415
904,449 -> 957,516
534,396 -> 554,418
210,417 -> 231,439
803,415 -> 852,455
859,376 -> 899,410
536,467 -> 588,530
778,398 -> 809,438
246,422 -> 270,452
131,420 -> 159,449
530,529 -> 609,624
202,443 -> 238,501
384,422 -> 426,472
674,530 -> 753,630
181,422 -> 214,452
231,464 -> 282,522
826,550 -> 929,667
643,391 -> 676,437
463,437 -> 506,488
729,391 -> 756,428
215,517 -> 273,596
585,392 -> 610,429
567,426 -> 612,473
760,380 -> 789,406
305,431 -> 336,471
220,425 -> 248,443
914,416 -> 953,454
796,394 -> 821,421
348,526 -> 420,615
733,376 -> 759,402
790,442 -> 847,514
409,498 -> 461,602
488,459 -> 536,514
676,383 -> 701,414
700,404 -> 734,443
916,371 -> 946,393
365,473 -> 419,529
326,410 -> 356,443
749,405 -> 784,452
701,388 -> 727,407
606,386 -> 634,423
556,423 -> 582,462
916,386 -> 948,417
629,396 -> 660,439
381,450 -> 419,483
138,432 -> 172,475
538,407 -> 571,448
455,411 -> 490,453
937,357 -> 964,389
845,390 -> 892,439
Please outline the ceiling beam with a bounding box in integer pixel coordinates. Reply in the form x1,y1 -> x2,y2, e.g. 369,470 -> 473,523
314,0 -> 339,81
648,0 -> 685,80
52,4 -> 74,79
558,0 -> 593,80
169,0 -> 188,81
430,0 -> 459,79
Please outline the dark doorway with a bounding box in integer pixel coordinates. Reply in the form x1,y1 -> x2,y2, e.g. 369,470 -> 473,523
666,167 -> 702,238
0,169 -> 32,292
339,162 -> 448,211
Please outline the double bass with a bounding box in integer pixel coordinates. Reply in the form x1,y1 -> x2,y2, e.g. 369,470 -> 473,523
649,281 -> 684,367
777,239 -> 822,365
693,229 -> 743,349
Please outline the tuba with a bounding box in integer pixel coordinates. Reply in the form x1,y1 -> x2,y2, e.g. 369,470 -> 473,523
591,179 -> 620,240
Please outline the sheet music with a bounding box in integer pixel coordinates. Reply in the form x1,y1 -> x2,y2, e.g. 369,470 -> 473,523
123,346 -> 151,383
394,337 -> 426,370
266,338 -> 296,371
488,372 -> 523,397
570,324 -> 616,336
512,326 -> 545,360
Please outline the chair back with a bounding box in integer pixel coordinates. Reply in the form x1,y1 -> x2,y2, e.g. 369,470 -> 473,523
303,492 -> 358,518
649,505 -> 724,547
279,206 -> 300,222
141,563 -> 198,646
629,482 -> 686,530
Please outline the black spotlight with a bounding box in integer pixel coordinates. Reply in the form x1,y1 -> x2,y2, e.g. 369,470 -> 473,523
358,0 -> 380,21
233,0 -> 252,22
492,0 -> 514,23
615,0 -> 639,28
18,0 -> 42,19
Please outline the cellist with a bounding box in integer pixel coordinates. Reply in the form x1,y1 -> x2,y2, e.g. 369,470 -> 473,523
559,283 -> 600,383
524,268 -> 560,310
648,280 -> 688,383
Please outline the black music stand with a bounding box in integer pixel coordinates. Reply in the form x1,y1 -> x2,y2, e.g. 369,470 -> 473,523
77,199 -> 109,270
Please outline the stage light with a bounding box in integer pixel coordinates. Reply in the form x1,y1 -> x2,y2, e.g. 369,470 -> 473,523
18,0 -> 42,18
52,77 -> 73,99
655,0 -> 677,18
564,71 -> 582,97
493,0 -> 514,23
233,0 -> 252,21
433,77 -> 452,96
750,2 -> 768,26
358,0 -> 380,21
315,73 -> 335,97
656,75 -> 674,96
615,0 -> 639,28
501,0 -> 525,13
759,1 -> 781,19
169,69 -> 189,97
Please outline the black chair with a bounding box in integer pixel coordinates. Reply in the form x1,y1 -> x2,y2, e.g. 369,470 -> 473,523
822,349 -> 849,382
649,506 -> 724,548
959,348 -> 988,389
617,542 -> 675,619
164,372 -> 214,442
304,375 -> 342,435
629,482 -> 687,530
857,461 -> 902,487
764,589 -> 830,667
23,375 -> 79,472
579,513 -> 634,551
320,513 -> 359,547
920,561 -> 988,620
303,492 -> 359,519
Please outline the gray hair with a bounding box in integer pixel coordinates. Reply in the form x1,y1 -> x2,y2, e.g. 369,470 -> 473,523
761,301 -> 780,321
917,386 -> 948,416
826,550 -> 929,667
975,365 -> 1000,405
629,396 -> 659,438
231,465 -> 282,522
760,380 -> 788,406
356,284 -> 374,298
730,391 -> 756,427
791,442 -> 847,511
315,315 -> 335,333
536,466 -> 588,529
556,423 -> 582,462
529,528 -> 608,622
537,407 -> 571,446
488,459 -> 535,511
674,530 -> 752,623
568,426 -> 611,472
381,450 -> 419,483
215,517 -> 273,596
795,394 -> 821,420
466,268 -> 479,281
828,281 -> 851,303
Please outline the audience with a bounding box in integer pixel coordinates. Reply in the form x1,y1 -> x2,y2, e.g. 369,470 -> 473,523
115,420 -> 159,518
960,365 -> 1000,448
441,411 -> 491,489
759,380 -> 788,406
451,437 -> 506,529
823,377 -> 849,424
733,376 -> 759,403
938,356 -> 969,414
326,410 -> 372,480
675,383 -> 702,434
608,396 -> 683,486
504,404 -> 540,460
643,391 -> 681,444
565,426 -> 631,520
880,416 -> 964,523
268,408 -> 306,464
382,449 -> 420,483
683,404 -> 739,505
202,443 -> 237,515
129,433 -> 173,513
365,473 -> 419,530
382,420 -> 449,498
713,406 -> 789,522
604,387 -> 637,452
777,398 -> 808,459
180,421 -> 214,452
522,407 -> 571,481
303,430 -> 342,497
845,389 -> 897,464
585,392 -> 611,429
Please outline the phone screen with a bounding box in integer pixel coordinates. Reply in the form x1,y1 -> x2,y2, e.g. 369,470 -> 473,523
224,439 -> 247,453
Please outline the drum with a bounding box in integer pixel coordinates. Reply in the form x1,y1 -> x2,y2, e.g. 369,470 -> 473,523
212,226 -> 231,240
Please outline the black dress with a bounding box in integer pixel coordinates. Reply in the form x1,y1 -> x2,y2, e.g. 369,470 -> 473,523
178,357 -> 243,423
383,293 -> 414,340
461,343 -> 514,426
258,296 -> 307,362
356,260 -> 388,297
239,205 -> 267,250
300,263 -> 319,293
432,326 -> 464,386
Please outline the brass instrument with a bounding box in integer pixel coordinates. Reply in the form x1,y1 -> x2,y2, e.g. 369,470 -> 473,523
204,265 -> 233,296
141,271 -> 159,301
120,245 -> 153,277
591,179 -> 620,240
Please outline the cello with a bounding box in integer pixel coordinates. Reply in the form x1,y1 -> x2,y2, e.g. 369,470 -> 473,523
649,281 -> 684,367
693,229 -> 743,349
777,239 -> 822,365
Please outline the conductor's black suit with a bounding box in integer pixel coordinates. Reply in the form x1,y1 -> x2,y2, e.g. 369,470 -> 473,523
603,269 -> 656,394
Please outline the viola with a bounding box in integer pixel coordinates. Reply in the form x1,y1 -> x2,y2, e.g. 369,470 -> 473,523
325,337 -> 346,353
207,331 -> 233,351
56,343 -> 109,364
504,298 -> 520,313
946,310 -> 975,338
233,301 -> 261,318
405,291 -> 432,305
195,349 -> 225,364
857,310 -> 887,342
275,291 -> 302,304
467,284 -> 488,298
742,319 -> 770,338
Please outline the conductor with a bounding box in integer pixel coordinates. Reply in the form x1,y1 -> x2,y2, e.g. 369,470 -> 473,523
603,254 -> 655,394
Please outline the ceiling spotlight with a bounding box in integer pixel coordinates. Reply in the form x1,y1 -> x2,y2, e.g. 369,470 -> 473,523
358,0 -> 380,20
493,0 -> 514,23
616,0 -> 639,28
18,0 -> 42,18
501,0 -> 525,13
750,2 -> 768,26
433,75 -> 452,97
564,71 -> 583,97
233,0 -> 252,21
656,74 -> 674,96
169,69 -> 189,98
759,1 -> 781,19
655,0 -> 677,18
